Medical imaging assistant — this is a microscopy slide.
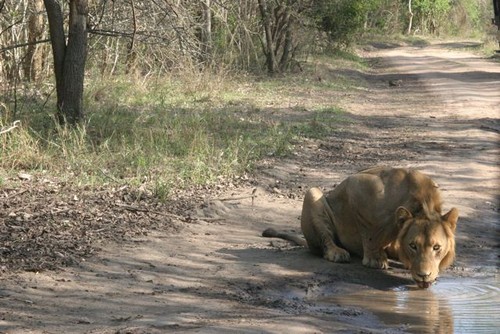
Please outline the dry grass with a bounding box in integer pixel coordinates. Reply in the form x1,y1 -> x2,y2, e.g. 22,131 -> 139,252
0,52 -> 365,196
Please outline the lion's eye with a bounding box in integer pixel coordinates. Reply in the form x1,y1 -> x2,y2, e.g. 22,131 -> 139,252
433,244 -> 441,251
409,242 -> 417,250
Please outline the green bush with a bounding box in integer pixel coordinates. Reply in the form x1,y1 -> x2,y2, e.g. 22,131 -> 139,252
314,0 -> 367,48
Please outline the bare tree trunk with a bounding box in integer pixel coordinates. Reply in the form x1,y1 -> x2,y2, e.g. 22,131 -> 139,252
278,6 -> 293,72
24,0 -> 45,81
257,0 -> 277,74
406,0 -> 413,35
62,0 -> 88,124
201,0 -> 212,65
125,0 -> 137,73
44,0 -> 88,125
43,0 -> 65,115
494,0 -> 500,48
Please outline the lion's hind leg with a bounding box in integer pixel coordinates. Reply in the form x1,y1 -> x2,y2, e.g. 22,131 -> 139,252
301,188 -> 350,263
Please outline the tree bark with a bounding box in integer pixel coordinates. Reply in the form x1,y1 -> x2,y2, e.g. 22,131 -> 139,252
406,0 -> 413,35
258,0 -> 277,74
125,0 -> 137,73
278,6 -> 293,72
44,0 -> 65,118
44,0 -> 88,125
201,0 -> 212,65
24,0 -> 45,81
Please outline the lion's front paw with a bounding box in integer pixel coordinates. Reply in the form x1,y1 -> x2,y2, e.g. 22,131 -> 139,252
362,256 -> 389,269
324,247 -> 351,263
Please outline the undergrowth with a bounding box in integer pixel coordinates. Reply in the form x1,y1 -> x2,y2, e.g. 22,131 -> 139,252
0,53 -> 362,197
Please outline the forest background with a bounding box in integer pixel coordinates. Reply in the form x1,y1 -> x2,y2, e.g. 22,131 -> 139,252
0,0 -> 498,195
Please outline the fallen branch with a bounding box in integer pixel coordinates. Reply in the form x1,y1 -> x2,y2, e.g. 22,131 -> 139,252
216,188 -> 258,206
0,120 -> 21,135
2,188 -> 29,200
216,195 -> 257,202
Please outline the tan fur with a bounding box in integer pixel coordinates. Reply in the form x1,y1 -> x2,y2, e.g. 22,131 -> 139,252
262,167 -> 459,288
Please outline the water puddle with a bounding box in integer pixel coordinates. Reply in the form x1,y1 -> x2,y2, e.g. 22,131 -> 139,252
327,276 -> 499,333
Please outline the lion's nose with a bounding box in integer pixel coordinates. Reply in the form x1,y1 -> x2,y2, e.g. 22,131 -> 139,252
417,271 -> 431,279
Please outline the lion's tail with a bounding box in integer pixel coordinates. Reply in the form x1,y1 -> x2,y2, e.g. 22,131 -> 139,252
262,228 -> 307,247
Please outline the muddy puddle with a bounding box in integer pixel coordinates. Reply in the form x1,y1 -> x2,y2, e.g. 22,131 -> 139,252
325,275 -> 499,333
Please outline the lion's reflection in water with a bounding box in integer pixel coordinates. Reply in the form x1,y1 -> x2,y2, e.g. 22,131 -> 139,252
392,286 -> 454,333
328,277 -> 499,333
330,286 -> 453,333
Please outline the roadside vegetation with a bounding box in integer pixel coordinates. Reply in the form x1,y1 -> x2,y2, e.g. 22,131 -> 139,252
0,52 -> 359,193
1,0 -> 497,197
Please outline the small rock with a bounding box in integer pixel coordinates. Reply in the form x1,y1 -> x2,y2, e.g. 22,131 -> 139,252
18,172 -> 32,181
389,79 -> 402,87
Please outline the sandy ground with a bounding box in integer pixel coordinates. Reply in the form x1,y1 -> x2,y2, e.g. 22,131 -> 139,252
0,42 -> 499,333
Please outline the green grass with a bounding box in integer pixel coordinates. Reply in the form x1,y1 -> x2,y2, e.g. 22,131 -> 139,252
1,90 -> 295,190
0,52 -> 359,197
292,106 -> 348,139
2,107 -> 294,185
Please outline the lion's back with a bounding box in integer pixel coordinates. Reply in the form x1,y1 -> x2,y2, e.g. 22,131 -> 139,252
345,167 -> 442,215
325,167 -> 443,254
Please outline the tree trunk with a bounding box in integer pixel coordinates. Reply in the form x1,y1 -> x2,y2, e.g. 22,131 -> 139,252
44,0 -> 88,125
24,0 -> 45,81
406,0 -> 413,35
278,7 -> 293,72
257,0 -> 277,74
125,0 -> 137,73
201,0 -> 212,65
43,0 -> 65,118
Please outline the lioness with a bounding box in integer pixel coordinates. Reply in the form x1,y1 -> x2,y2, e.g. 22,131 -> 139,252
262,167 -> 458,288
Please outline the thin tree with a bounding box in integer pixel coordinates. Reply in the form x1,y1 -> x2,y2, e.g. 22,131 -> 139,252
407,0 -> 413,35
125,0 -> 137,73
200,0 -> 212,65
258,0 -> 278,74
24,0 -> 45,81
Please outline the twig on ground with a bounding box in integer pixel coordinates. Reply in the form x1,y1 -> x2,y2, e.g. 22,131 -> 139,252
114,202 -> 186,221
216,195 -> 257,202
99,169 -> 122,183
2,189 -> 29,199
217,188 -> 258,206
0,120 -> 21,135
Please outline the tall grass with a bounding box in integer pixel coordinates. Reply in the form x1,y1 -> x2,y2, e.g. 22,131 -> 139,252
1,79 -> 293,190
2,105 -> 293,187
1,53 -> 361,196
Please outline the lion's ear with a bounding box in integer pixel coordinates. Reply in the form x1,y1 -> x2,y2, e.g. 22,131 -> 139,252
396,206 -> 413,226
442,207 -> 459,231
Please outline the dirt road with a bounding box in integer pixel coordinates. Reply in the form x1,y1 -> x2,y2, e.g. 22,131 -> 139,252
1,42 -> 499,333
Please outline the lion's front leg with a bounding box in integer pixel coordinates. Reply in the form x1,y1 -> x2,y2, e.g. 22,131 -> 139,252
361,236 -> 389,269
362,251 -> 389,269
323,240 -> 351,263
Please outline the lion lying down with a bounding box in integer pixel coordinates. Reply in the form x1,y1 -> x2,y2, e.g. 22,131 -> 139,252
262,167 -> 458,289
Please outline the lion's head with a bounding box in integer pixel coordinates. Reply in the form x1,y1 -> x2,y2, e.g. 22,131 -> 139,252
395,206 -> 459,289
